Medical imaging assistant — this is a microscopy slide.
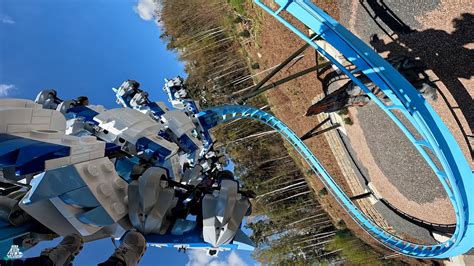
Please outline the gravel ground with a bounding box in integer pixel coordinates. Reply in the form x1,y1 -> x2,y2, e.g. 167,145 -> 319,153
337,125 -> 440,242
337,0 -> 441,42
334,0 -> 472,224
357,103 -> 445,204
338,0 -> 473,145
345,107 -> 455,224
373,201 -> 437,244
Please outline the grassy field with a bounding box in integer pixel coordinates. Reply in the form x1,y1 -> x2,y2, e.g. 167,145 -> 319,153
229,0 -> 246,14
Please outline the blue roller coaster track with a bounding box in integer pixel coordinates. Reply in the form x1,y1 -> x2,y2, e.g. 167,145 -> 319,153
200,0 -> 473,259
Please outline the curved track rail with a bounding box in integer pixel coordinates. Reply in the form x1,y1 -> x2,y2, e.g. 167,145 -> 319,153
198,104 -> 471,258
223,0 -> 472,258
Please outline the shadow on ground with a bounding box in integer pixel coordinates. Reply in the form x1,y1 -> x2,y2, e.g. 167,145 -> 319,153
361,1 -> 473,158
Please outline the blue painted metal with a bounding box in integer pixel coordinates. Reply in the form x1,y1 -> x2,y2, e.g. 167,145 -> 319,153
177,134 -> 198,153
115,157 -> 140,182
0,225 -> 31,243
163,78 -> 214,151
59,187 -> 101,208
170,219 -> 197,235
66,106 -> 100,125
0,134 -> 70,176
22,165 -> 86,204
147,102 -> 166,117
136,137 -> 173,162
198,102 -> 473,258
104,143 -> 121,156
78,206 -> 115,226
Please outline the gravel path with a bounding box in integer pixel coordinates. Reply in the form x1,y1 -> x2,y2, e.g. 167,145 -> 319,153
337,0 -> 440,43
334,0 -> 472,223
345,107 -> 455,224
356,103 -> 446,204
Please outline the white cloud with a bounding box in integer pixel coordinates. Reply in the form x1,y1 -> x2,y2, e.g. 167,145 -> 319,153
227,252 -> 248,266
133,0 -> 160,21
1,15 -> 15,24
186,250 -> 249,266
186,250 -> 214,266
0,84 -> 16,97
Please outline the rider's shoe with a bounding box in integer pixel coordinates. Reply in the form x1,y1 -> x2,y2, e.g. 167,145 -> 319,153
109,230 -> 147,266
40,233 -> 84,266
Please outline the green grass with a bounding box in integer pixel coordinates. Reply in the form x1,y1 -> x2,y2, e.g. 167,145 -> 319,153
229,0 -> 246,15
327,230 -> 382,264
343,117 -> 353,125
318,187 -> 328,197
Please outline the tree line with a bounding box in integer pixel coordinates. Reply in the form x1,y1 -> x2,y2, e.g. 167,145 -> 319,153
158,0 -> 390,264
